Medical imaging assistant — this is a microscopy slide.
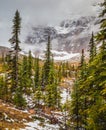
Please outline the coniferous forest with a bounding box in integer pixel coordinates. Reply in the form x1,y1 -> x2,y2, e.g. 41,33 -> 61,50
0,0 -> 106,130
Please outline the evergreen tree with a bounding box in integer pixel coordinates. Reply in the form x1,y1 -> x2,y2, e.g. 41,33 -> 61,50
78,40 -> 106,130
89,32 -> 96,62
41,37 -> 61,108
43,35 -> 52,86
0,76 -> 5,99
45,81 -> 61,108
62,62 -> 66,77
70,79 -> 80,129
27,50 -> 33,78
34,86 -> 43,107
6,51 -> 15,93
34,58 -> 40,88
20,55 -> 29,93
13,88 -> 26,109
0,75 -> 9,102
71,49 -> 88,129
45,56 -> 56,107
79,49 -> 87,79
9,10 -> 21,92
70,28 -> 106,129
27,50 -> 33,92
8,10 -> 26,108
58,63 -> 62,83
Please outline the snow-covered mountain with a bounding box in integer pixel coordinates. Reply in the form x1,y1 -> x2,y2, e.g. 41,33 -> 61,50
24,15 -> 100,61
0,15 -> 100,62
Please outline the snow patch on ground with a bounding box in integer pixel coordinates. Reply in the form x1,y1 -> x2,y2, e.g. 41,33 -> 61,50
21,120 -> 60,130
23,94 -> 35,108
61,88 -> 71,104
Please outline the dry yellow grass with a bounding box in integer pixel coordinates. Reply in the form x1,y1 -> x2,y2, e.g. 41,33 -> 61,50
0,100 -> 33,129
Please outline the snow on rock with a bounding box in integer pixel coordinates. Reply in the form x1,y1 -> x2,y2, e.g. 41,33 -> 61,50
55,26 -> 70,34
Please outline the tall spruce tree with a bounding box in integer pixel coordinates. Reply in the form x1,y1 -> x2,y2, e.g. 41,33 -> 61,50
43,35 -> 52,86
71,49 -> 88,129
8,10 -> 26,108
41,35 -> 61,108
9,10 -> 21,92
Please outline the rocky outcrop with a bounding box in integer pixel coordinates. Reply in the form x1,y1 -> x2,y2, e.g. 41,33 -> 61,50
25,16 -> 100,54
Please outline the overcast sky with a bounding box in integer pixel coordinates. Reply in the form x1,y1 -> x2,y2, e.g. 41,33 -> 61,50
0,0 -> 101,45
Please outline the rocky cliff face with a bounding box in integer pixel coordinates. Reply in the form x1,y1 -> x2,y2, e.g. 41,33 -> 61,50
25,16 -> 100,55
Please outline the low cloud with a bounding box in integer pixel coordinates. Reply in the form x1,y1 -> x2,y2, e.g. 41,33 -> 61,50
0,0 -> 101,44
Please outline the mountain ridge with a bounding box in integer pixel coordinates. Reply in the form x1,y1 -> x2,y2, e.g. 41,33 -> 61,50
22,15 -> 100,61
0,15 -> 100,62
